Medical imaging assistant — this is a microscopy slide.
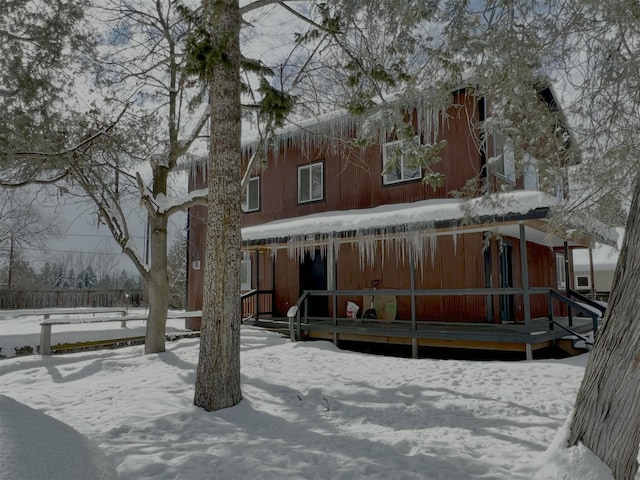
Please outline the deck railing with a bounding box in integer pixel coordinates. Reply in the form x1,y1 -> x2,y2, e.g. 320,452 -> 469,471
240,289 -> 274,323
567,288 -> 607,316
289,287 -> 606,342
546,289 -> 603,333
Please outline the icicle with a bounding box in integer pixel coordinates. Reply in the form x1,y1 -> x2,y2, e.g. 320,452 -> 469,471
451,221 -> 458,255
405,230 -> 423,273
425,221 -> 437,268
420,239 -> 426,284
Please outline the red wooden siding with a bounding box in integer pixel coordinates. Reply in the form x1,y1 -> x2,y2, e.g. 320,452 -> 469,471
185,203 -> 206,329
250,231 -> 558,323
493,235 -> 557,322
253,231 -> 490,322
243,90 -> 482,228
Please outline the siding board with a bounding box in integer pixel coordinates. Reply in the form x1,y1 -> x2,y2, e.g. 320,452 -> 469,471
243,91 -> 483,229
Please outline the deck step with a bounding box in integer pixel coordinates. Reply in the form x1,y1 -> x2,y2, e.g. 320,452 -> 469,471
243,318 -> 291,337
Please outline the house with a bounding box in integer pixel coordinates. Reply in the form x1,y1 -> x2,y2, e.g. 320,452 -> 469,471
571,230 -> 622,302
186,88 -> 616,359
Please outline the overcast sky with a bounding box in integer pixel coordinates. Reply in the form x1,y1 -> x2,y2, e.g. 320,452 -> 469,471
23,181 -> 187,277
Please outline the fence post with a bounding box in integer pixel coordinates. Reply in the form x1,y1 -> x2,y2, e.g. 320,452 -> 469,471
287,306 -> 299,341
40,317 -> 52,355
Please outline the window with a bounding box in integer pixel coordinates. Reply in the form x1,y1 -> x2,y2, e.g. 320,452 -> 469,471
555,175 -> 565,200
240,259 -> 251,291
556,253 -> 566,289
298,162 -> 323,203
493,133 -> 516,184
382,137 -> 422,185
523,153 -> 539,191
576,275 -> 591,290
242,177 -> 260,212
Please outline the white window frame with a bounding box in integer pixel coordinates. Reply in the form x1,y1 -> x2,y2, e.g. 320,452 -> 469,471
297,162 -> 323,203
242,177 -> 260,212
575,274 -> 591,290
240,259 -> 251,291
382,136 -> 422,185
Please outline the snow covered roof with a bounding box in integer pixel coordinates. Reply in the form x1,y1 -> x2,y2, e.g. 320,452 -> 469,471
572,228 -> 623,271
573,244 -> 619,271
242,190 -> 612,245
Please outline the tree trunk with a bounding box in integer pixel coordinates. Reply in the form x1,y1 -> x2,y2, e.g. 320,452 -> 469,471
194,0 -> 243,411
145,210 -> 169,354
568,175 -> 640,480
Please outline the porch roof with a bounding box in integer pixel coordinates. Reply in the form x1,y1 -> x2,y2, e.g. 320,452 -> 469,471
241,190 -> 617,248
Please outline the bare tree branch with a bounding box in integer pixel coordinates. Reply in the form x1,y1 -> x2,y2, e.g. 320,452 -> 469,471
0,170 -> 70,188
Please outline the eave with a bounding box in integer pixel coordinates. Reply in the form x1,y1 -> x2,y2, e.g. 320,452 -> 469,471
241,190 -> 617,251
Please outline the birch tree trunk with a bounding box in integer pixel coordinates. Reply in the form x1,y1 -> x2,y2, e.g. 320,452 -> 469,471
568,175 -> 640,480
193,0 -> 243,411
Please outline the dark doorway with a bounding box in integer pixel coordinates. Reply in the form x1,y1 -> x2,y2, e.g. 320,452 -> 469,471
299,251 -> 328,317
498,243 -> 514,322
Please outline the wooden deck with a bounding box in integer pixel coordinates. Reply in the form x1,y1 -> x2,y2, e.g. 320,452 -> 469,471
249,316 -> 595,357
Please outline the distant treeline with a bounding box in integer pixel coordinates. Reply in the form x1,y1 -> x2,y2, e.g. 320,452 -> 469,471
0,288 -> 146,310
1,240 -> 186,309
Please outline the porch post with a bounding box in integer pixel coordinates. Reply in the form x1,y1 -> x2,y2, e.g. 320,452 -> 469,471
519,222 -> 533,360
327,234 -> 338,347
409,244 -> 418,359
484,232 -> 494,322
588,247 -> 596,300
271,252 -> 276,297
564,241 -> 573,326
255,248 -> 260,324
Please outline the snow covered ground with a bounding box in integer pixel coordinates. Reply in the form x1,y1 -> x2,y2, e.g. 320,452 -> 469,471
0,311 -> 635,480
0,307 -> 190,357
0,394 -> 119,480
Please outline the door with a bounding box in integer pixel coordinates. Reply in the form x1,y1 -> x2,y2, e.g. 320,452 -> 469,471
299,250 -> 328,317
499,243 -> 514,322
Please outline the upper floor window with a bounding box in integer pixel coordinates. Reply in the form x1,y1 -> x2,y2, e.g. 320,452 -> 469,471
382,137 -> 422,185
298,162 -> 323,203
493,133 -> 516,184
242,177 -> 260,212
523,161 -> 539,191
